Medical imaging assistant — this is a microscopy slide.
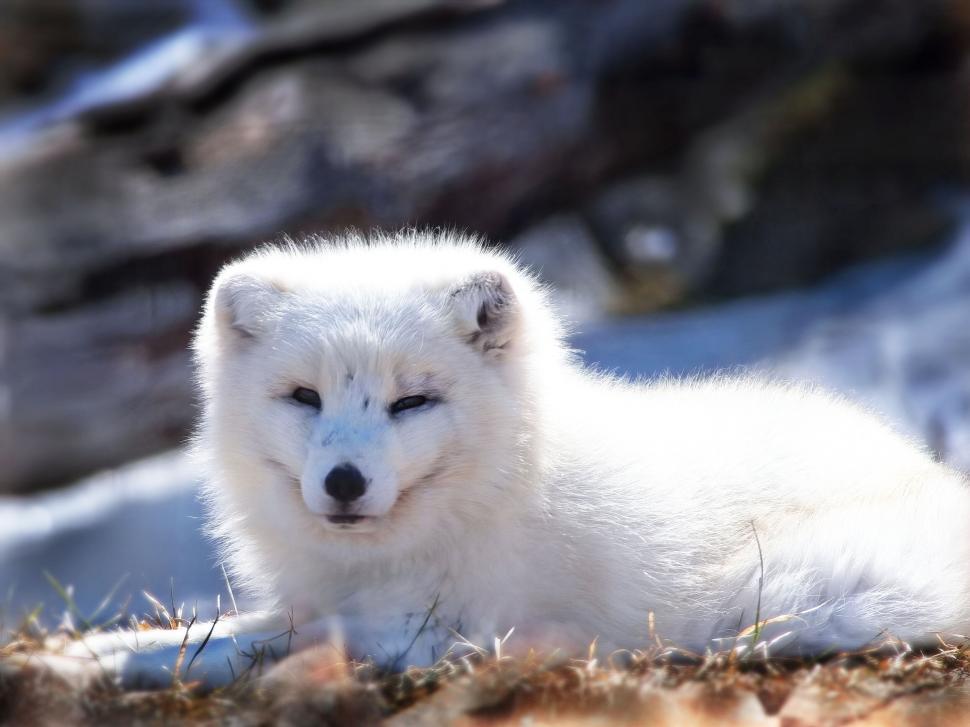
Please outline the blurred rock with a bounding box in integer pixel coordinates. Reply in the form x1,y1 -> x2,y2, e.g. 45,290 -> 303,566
0,285 -> 196,491
2,0 -> 970,490
511,215 -> 616,323
709,69 -> 967,298
586,56 -> 966,310
0,0 -> 188,102
587,175 -> 714,311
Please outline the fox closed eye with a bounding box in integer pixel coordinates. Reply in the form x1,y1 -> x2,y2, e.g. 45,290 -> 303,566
291,387 -> 322,409
389,395 -> 433,415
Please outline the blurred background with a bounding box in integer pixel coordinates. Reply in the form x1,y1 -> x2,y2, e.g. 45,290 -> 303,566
2,0 -> 970,628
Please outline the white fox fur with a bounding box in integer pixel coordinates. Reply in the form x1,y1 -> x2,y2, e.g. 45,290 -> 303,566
52,230 -> 970,685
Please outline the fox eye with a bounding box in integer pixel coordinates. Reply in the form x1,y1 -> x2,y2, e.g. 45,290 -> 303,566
291,387 -> 322,409
390,395 -> 429,415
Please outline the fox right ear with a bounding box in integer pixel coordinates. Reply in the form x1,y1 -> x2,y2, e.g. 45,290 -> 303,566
449,271 -> 521,357
211,271 -> 286,339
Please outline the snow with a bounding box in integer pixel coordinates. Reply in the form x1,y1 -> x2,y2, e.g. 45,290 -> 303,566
0,453 -> 223,626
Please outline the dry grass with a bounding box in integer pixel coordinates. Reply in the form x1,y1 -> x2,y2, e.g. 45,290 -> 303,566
2,576 -> 969,725
3,612 -> 969,726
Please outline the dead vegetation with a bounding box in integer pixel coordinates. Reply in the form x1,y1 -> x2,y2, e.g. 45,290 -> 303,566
2,574 -> 968,726
3,609 -> 969,727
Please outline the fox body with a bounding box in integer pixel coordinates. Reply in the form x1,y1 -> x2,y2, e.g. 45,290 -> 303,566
52,231 -> 970,685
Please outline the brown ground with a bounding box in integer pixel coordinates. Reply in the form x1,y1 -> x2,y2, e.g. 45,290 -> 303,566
3,636 -> 969,726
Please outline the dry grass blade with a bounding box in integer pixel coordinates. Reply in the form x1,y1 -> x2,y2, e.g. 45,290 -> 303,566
142,590 -> 175,630
185,602 -> 222,679
43,572 -> 91,632
171,614 -> 197,684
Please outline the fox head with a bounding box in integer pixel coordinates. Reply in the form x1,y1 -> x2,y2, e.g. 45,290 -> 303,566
194,231 -> 566,566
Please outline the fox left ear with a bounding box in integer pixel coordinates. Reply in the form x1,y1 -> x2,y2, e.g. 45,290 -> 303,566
211,270 -> 287,340
449,271 -> 521,357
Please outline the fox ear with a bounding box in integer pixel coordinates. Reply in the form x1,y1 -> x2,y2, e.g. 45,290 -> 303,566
211,271 -> 286,339
449,271 -> 521,357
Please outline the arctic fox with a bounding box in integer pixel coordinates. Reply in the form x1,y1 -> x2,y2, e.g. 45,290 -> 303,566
50,230 -> 970,685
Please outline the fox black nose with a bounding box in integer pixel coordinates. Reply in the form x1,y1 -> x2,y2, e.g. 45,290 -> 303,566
325,463 -> 366,503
